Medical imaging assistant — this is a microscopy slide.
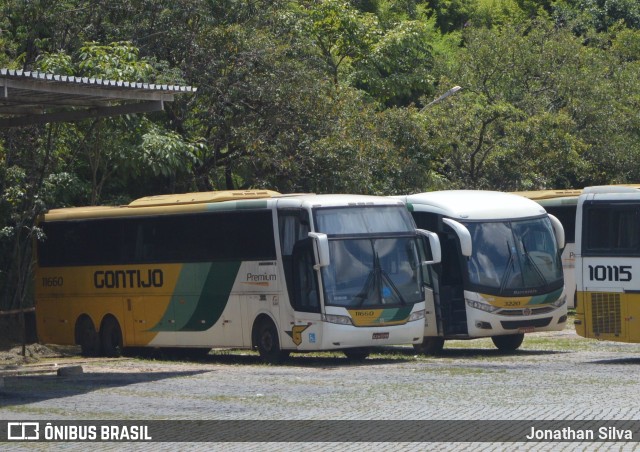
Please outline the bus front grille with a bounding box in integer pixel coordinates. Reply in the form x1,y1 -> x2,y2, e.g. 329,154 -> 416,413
498,306 -> 555,316
500,317 -> 552,330
591,293 -> 621,336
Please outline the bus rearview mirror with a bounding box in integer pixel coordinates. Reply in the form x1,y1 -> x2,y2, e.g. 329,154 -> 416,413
417,229 -> 441,264
442,218 -> 473,257
547,214 -> 565,250
308,232 -> 330,269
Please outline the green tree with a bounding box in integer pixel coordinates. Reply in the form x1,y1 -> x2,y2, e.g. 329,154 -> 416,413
298,0 -> 380,86
428,21 -> 590,189
35,41 -> 198,204
563,30 -> 640,185
552,0 -> 640,33
0,127 -> 51,312
352,20 -> 436,106
427,0 -> 477,33
0,36 -> 194,312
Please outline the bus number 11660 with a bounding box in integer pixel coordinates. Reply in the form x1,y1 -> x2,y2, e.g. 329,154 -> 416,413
42,276 -> 64,287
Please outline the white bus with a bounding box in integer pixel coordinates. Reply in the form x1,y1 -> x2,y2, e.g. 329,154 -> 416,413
395,190 -> 567,353
574,185 -> 640,343
513,190 -> 581,308
35,190 -> 441,363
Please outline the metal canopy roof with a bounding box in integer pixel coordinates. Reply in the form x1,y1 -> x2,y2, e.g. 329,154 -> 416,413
0,68 -> 196,128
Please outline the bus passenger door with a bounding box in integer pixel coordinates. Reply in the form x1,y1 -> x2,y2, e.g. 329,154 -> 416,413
291,238 -> 321,315
424,289 -> 437,337
277,208 -> 320,349
421,267 -> 439,337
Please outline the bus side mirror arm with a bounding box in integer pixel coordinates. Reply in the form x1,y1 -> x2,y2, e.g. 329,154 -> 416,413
308,232 -> 330,269
417,229 -> 442,264
442,218 -> 473,257
547,214 -> 566,250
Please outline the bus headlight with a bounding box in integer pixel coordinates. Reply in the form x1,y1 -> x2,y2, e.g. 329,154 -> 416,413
408,309 -> 425,322
466,299 -> 500,313
322,314 -> 353,325
552,295 -> 567,308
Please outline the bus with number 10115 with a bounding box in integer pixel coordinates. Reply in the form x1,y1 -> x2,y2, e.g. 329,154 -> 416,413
34,190 -> 441,363
515,185 -> 640,309
395,190 -> 567,354
574,185 -> 640,343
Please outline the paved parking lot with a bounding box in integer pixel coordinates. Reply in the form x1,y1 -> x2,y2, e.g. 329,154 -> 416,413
1,321 -> 640,450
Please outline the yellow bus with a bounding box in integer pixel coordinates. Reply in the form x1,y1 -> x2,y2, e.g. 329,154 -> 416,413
575,185 -> 640,343
35,190 -> 441,363
515,185 -> 640,309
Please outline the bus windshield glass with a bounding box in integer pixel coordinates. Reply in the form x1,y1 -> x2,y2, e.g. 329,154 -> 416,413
313,205 -> 423,308
314,205 -> 415,235
463,217 -> 563,295
321,237 -> 424,308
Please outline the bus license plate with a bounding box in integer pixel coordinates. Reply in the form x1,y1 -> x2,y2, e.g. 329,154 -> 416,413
372,332 -> 389,340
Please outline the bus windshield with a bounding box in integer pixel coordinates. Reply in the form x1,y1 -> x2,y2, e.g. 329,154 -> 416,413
321,237 -> 424,308
463,217 -> 563,296
314,205 -> 415,235
313,205 -> 423,308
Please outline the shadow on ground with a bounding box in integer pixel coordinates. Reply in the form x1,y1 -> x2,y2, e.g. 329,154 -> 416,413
374,345 -> 567,358
122,343 -> 568,367
588,357 -> 640,365
432,348 -> 567,358
1,369 -> 210,407
133,347 -> 415,367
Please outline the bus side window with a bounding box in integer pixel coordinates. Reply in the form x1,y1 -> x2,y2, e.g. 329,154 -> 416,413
616,209 -> 640,250
137,222 -> 160,261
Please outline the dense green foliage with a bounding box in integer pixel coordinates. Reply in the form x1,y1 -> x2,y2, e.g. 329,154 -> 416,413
1,0 -> 640,309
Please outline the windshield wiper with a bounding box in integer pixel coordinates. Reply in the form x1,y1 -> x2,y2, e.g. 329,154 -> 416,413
499,241 -> 515,294
354,247 -> 405,306
353,270 -> 378,306
381,271 -> 407,305
521,243 -> 547,285
353,247 -> 382,306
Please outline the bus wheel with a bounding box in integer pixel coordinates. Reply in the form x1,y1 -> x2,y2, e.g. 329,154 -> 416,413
76,316 -> 100,357
100,316 -> 123,357
491,333 -> 524,352
413,337 -> 445,355
343,348 -> 370,361
255,320 -> 288,364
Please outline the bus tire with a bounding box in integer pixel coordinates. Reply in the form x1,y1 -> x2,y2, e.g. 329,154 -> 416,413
491,333 -> 524,352
413,337 -> 445,355
100,316 -> 123,357
343,348 -> 370,361
76,316 -> 100,357
254,319 -> 288,364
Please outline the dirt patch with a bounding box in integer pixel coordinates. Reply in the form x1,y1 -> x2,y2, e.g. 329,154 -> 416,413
0,343 -> 75,367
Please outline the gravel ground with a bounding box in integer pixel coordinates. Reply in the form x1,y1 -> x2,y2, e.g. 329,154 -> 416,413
1,320 -> 639,451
